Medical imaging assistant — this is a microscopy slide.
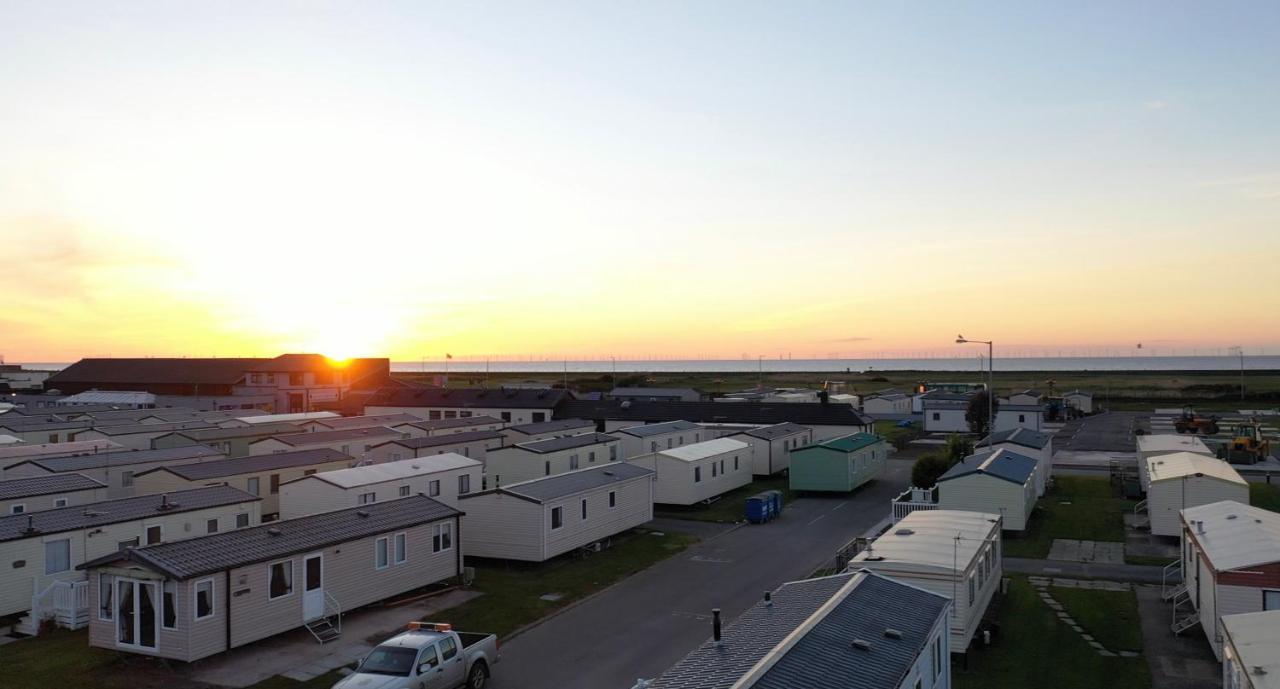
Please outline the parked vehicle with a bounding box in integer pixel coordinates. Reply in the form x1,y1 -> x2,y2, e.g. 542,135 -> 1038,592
1217,419 -> 1272,464
334,622 -> 499,689
1174,406 -> 1219,435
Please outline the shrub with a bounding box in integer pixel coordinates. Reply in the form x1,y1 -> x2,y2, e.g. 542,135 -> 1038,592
912,453 -> 952,488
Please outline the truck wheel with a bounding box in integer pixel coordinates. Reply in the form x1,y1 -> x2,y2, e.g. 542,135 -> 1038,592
468,662 -> 488,689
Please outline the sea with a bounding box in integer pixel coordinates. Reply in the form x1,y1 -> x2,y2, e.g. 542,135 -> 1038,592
15,355 -> 1280,374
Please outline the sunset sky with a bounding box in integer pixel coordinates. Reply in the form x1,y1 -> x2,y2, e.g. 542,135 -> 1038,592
2,2 -> 1278,362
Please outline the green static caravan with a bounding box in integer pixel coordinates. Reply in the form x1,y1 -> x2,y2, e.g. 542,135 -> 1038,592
787,433 -> 888,493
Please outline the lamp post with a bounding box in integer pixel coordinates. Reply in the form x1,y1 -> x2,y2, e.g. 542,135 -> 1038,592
1230,346 -> 1244,401
957,335 -> 994,448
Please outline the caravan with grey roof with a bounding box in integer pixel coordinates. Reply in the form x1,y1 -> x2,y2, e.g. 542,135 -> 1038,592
611,420 -> 705,461
0,473 -> 107,516
79,496 -> 461,662
460,463 -> 654,561
4,445 -> 227,499
484,433 -> 620,487
0,485 -> 261,631
279,453 -> 482,517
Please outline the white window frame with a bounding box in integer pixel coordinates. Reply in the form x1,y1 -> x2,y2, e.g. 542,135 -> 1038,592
144,524 -> 163,545
458,474 -> 471,495
581,498 -> 588,520
359,492 -> 376,505
194,578 -> 215,620
53,498 -> 69,508
375,537 -> 390,570
399,485 -> 411,497
9,504 -> 25,515
246,477 -> 260,496
267,560 -> 294,600
609,491 -> 617,508
98,573 -> 114,621
428,480 -> 440,497
207,518 -> 219,534
44,538 -> 71,575
236,513 -> 250,528
433,523 -> 453,552
551,507 -> 563,530
394,532 -> 407,564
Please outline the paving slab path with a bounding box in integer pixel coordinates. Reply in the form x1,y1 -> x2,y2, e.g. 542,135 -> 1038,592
1027,576 -> 1138,658
1005,557 -> 1168,584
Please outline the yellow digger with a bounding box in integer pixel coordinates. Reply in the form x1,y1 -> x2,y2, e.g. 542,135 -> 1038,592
1219,418 -> 1272,465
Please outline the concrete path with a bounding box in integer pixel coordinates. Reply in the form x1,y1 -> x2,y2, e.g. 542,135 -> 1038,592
1133,584 -> 1221,689
1047,538 -> 1125,564
487,460 -> 913,689
1005,557 -> 1168,584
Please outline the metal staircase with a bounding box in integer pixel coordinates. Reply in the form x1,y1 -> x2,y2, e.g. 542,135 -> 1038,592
1170,590 -> 1200,635
1160,560 -> 1185,601
304,591 -> 343,644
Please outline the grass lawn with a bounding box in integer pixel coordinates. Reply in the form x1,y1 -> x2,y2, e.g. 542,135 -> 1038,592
1250,482 -> 1280,513
654,476 -> 793,523
437,527 -> 697,637
874,420 -> 924,449
1002,477 -> 1133,559
955,576 -> 1150,689
1050,585 -> 1144,652
0,528 -> 695,689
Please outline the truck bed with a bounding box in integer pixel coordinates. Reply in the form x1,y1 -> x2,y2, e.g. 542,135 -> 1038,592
457,631 -> 494,649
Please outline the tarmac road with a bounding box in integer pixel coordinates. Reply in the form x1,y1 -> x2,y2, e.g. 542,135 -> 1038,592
488,458 -> 912,689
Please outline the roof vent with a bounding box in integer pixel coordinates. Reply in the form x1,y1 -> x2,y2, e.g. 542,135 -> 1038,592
603,471 -> 614,476
620,400 -> 631,409
267,527 -> 282,536
20,515 -> 39,537
884,628 -> 903,640
895,528 -> 915,536
851,639 -> 873,652
1227,514 -> 1238,520
356,510 -> 370,518
156,494 -> 177,511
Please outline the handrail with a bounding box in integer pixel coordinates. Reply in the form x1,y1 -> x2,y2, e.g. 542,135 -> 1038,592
324,590 -> 342,633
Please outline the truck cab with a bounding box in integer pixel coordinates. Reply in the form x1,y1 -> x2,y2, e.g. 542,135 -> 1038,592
334,623 -> 498,689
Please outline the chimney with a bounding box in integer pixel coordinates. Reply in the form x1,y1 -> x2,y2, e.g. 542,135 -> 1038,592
764,591 -> 772,607
712,608 -> 722,645
1196,520 -> 1206,535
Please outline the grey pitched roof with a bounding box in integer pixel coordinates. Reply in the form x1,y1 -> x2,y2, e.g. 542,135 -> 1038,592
557,400 -> 873,428
505,418 -> 594,435
0,473 -> 105,500
312,413 -> 423,431
155,422 -> 304,442
366,386 -> 570,409
398,416 -> 504,432
938,448 -> 1038,485
613,420 -> 702,438
462,463 -> 653,504
79,495 -> 459,579
0,485 -> 259,543
137,449 -> 352,481
76,420 -> 218,436
261,426 -> 404,446
979,427 -> 1052,450
14,445 -> 224,472
374,430 -> 505,450
512,433 -> 618,454
739,422 -> 810,441
647,571 -> 948,689
998,403 -> 1045,412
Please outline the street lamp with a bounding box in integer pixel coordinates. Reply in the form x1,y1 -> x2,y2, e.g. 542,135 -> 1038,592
957,335 -> 994,449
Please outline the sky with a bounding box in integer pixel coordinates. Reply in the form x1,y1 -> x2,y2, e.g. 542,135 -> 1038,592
1,2 -> 1278,362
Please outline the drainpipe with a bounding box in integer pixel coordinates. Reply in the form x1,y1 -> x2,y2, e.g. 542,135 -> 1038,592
455,515 -> 463,580
224,570 -> 232,653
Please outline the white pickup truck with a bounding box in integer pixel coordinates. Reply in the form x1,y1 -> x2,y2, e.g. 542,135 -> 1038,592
333,622 -> 500,689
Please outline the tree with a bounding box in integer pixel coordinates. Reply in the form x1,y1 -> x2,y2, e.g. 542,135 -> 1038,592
911,453 -> 952,488
965,390 -> 1000,436
944,434 -> 974,463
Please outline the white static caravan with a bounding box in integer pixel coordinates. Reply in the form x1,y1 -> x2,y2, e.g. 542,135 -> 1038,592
247,426 -> 406,463
235,411 -> 340,426
5,446 -> 227,499
391,415 -> 506,438
279,453 -> 483,518
731,422 -> 813,476
459,463 -> 654,561
0,474 -> 107,515
365,387 -> 570,426
0,440 -> 124,471
1007,390 -> 1042,406
0,485 -> 261,627
849,510 -> 1002,653
992,405 -> 1044,433
1063,390 -> 1094,414
1221,611 -> 1280,689
364,430 -> 506,464
299,413 -> 423,433
978,428 -> 1054,497
628,437 -> 752,506
0,420 -> 94,445
80,496 -> 460,663
1145,453 -> 1248,537
1177,501 -> 1280,660
500,418 -> 596,444
71,421 -> 219,450
922,398 -> 971,433
862,392 -> 912,415
132,449 -> 355,519
1137,435 -> 1215,490
936,449 -> 1038,531
485,433 -> 621,487
612,420 -> 705,460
